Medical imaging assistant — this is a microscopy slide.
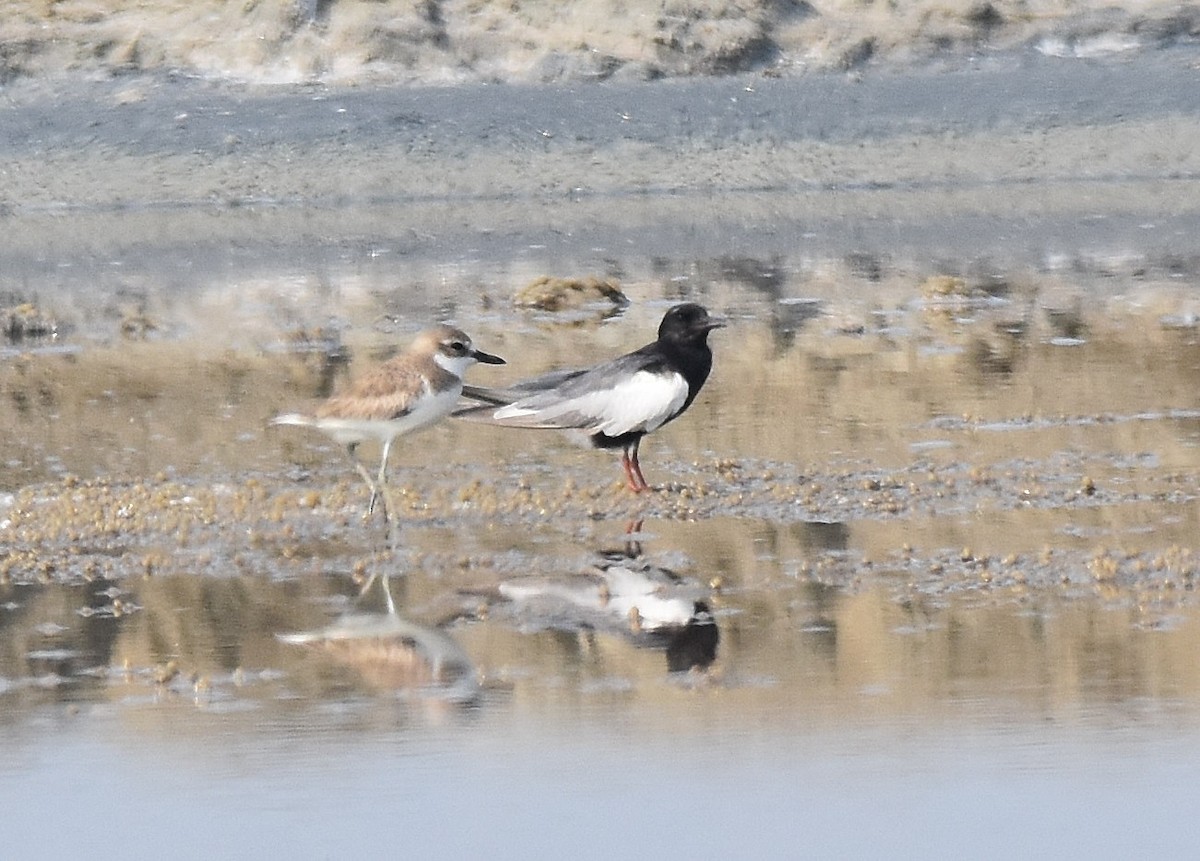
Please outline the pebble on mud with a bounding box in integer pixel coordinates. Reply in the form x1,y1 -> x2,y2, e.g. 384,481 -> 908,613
154,660 -> 180,685
3,302 -> 59,342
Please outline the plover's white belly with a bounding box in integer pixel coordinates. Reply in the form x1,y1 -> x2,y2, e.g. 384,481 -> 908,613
320,384 -> 461,446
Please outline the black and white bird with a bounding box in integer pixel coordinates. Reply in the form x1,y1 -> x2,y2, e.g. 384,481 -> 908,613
456,303 -> 723,491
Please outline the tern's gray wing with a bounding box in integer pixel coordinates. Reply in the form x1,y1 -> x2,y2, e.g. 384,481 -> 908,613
460,367 -> 588,406
485,352 -> 689,437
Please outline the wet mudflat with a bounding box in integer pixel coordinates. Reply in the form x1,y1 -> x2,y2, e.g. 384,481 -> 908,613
5,58 -> 1200,856
5,266 -> 1200,857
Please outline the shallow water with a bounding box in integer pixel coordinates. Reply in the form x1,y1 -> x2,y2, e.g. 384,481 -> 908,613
6,571 -> 1200,858
5,62 -> 1200,856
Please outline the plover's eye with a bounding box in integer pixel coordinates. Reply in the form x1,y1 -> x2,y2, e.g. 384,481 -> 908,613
448,341 -> 466,353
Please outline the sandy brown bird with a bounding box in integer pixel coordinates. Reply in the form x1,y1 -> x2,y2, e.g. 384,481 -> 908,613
272,325 -> 504,519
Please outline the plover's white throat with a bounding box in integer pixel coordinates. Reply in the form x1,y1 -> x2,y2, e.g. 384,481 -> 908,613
456,303 -> 722,492
272,324 -> 504,520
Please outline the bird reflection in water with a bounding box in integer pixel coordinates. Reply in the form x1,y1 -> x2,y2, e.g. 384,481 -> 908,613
485,525 -> 719,674
663,601 -> 719,673
277,573 -> 480,702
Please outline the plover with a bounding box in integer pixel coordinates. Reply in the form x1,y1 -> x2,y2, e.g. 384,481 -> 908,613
272,325 -> 504,519
457,303 -> 722,491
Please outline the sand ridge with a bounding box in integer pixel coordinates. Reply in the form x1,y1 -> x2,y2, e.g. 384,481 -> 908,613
2,0 -> 1199,85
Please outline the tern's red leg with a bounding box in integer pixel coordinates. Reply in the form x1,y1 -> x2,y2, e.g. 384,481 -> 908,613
623,518 -> 645,558
621,449 -> 640,491
622,440 -> 649,492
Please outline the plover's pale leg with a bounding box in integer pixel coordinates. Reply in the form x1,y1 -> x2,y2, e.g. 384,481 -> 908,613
356,570 -> 397,615
350,457 -> 384,519
374,438 -> 393,504
373,438 -> 397,522
381,573 -> 397,615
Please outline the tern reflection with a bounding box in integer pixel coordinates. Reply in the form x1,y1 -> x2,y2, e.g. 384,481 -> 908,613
488,545 -> 719,673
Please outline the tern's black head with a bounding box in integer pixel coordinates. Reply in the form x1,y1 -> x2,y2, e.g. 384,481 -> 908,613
658,303 -> 725,345
665,601 -> 719,672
